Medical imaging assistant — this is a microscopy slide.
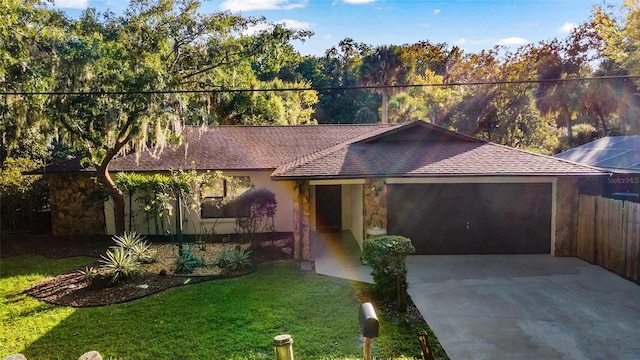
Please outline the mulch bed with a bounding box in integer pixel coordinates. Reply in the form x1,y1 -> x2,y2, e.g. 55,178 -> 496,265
24,266 -> 212,307
2,233 -> 252,307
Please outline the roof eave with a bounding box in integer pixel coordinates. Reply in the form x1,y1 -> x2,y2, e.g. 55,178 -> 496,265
272,171 -> 608,181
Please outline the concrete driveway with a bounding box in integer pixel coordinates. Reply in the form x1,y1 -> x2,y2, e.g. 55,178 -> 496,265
406,255 -> 640,360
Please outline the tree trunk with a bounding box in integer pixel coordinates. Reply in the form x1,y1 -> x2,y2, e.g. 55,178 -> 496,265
562,105 -> 573,146
96,163 -> 125,235
381,91 -> 389,124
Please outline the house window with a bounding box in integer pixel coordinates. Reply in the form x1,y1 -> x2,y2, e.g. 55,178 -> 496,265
201,176 -> 251,218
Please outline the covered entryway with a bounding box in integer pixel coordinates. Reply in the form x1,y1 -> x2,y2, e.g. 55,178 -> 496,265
310,180 -> 366,252
315,185 -> 342,232
388,181 -> 553,254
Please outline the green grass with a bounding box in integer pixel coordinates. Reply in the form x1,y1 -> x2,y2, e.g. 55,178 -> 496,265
1,255 -> 447,359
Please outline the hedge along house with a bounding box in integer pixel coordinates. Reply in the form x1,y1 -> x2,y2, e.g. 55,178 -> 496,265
38,120 -> 606,260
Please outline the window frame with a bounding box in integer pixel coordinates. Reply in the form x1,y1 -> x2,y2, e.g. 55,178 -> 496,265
200,176 -> 250,219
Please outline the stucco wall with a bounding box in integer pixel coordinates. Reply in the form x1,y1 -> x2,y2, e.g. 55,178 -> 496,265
49,173 -> 105,236
104,170 -> 296,236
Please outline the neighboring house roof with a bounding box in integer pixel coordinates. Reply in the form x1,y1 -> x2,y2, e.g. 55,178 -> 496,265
35,121 -> 605,178
554,136 -> 640,173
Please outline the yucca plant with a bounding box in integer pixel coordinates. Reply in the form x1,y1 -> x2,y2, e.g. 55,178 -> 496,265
77,266 -> 98,281
130,240 -> 158,264
100,247 -> 140,283
112,231 -> 146,250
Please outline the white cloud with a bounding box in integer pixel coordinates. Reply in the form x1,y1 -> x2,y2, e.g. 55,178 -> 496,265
243,18 -> 312,36
243,23 -> 270,36
220,0 -> 307,12
54,0 -> 88,9
432,9 -> 440,15
277,19 -> 313,30
496,37 -> 528,46
455,38 -> 493,46
558,22 -> 577,33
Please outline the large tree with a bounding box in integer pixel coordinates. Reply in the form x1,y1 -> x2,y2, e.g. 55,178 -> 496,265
292,38 -> 378,124
43,0 -> 311,234
0,0 -> 66,165
587,1 -> 640,134
359,45 -> 412,124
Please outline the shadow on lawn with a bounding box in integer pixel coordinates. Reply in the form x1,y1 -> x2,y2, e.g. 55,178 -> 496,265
1,233 -> 111,260
16,265 -> 350,360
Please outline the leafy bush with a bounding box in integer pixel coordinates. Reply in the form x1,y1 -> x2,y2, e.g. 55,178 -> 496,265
573,123 -> 599,146
0,157 -> 49,232
234,188 -> 277,247
214,247 -> 253,273
100,247 -> 140,283
363,235 -> 415,301
175,245 -> 205,274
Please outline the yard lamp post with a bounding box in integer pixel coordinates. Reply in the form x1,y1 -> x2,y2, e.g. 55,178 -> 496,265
273,334 -> 294,360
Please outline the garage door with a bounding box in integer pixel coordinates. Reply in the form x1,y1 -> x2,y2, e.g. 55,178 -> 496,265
388,183 -> 552,254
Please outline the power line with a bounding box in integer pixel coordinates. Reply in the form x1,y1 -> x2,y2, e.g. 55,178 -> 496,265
2,74 -> 639,96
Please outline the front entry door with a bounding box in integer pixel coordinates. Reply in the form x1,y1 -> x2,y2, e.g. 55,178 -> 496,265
315,185 -> 342,233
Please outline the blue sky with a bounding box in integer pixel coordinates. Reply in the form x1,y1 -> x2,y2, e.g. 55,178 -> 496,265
53,0 -> 621,56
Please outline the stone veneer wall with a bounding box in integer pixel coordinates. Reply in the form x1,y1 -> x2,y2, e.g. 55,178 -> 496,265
554,176 -> 579,256
293,181 -> 311,260
364,178 -> 387,231
49,173 -> 106,236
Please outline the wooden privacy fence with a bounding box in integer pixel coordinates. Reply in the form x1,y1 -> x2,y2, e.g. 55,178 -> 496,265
577,195 -> 640,281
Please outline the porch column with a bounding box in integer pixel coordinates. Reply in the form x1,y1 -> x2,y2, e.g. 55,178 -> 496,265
294,180 -> 311,260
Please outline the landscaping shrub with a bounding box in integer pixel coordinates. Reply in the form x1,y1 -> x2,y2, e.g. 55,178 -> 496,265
112,231 -> 146,249
175,245 -> 205,274
100,247 -> 141,283
0,157 -> 49,232
234,188 -> 277,247
130,240 -> 158,264
87,233 -> 157,286
112,231 -> 157,263
363,235 -> 415,302
214,247 -> 253,273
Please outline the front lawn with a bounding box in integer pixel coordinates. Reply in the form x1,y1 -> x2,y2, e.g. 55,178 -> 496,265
1,255 -> 447,359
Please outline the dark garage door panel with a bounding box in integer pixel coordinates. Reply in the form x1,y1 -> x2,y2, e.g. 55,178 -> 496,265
388,183 -> 552,254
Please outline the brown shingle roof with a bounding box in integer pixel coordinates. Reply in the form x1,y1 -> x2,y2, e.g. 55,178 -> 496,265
35,124 -> 397,173
272,142 -> 604,178
34,121 -> 605,178
272,121 -> 606,178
